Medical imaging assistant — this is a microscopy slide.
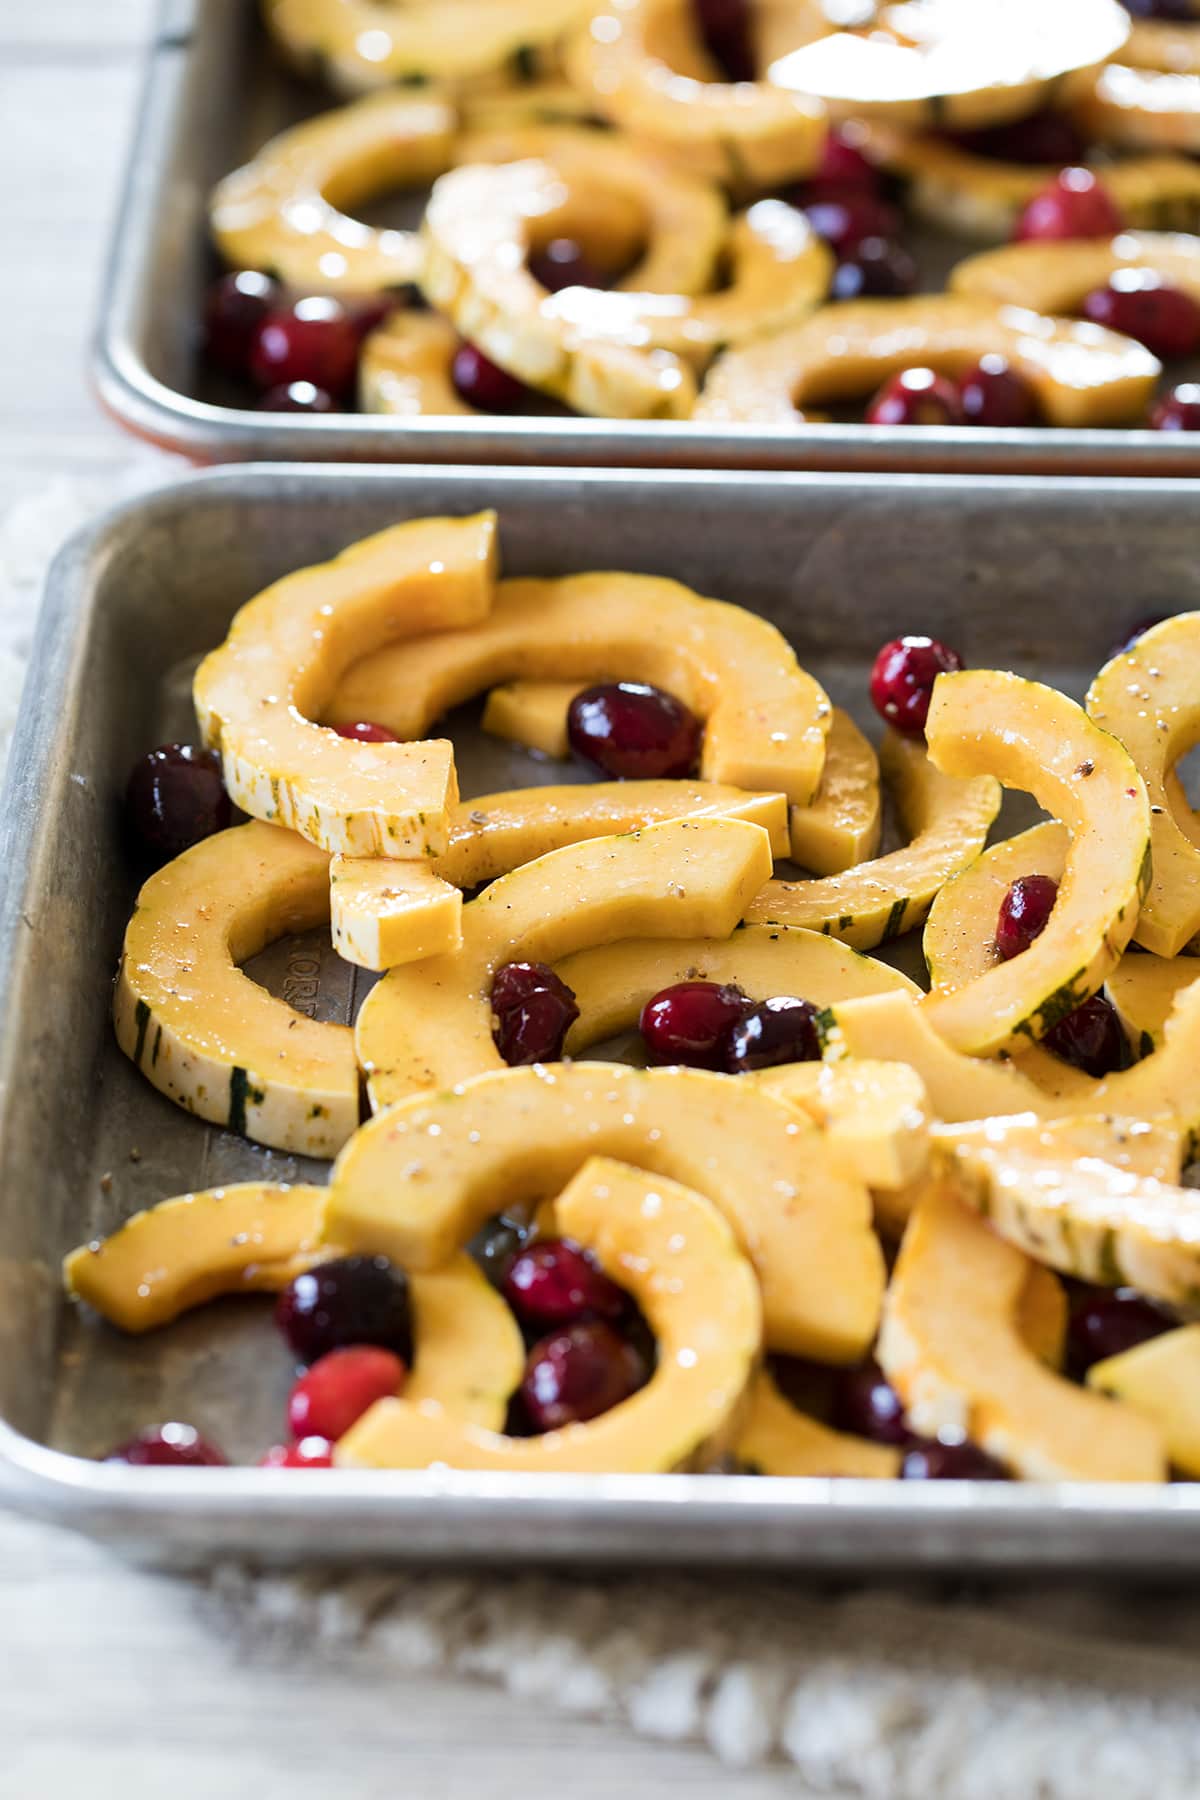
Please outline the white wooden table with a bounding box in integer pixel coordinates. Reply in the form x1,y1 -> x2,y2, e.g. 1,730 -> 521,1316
0,7 -> 814,1791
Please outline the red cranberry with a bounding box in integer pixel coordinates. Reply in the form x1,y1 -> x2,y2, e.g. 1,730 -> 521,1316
868,635 -> 965,735
504,1237 -> 627,1328
494,988 -> 578,1065
814,127 -> 881,191
829,1359 -> 910,1446
491,960 -> 576,1016
529,238 -> 604,292
1014,168 -> 1125,243
567,681 -> 702,779
288,1346 -> 405,1441
203,270 -> 282,377
333,720 -> 400,743
1044,994 -> 1129,1078
257,380 -> 335,413
104,1423 -> 227,1467
692,0 -> 755,83
865,367 -> 964,428
451,341 -> 533,412
259,1436 -> 335,1468
830,237 -> 918,301
468,1212 -> 534,1289
125,743 -> 232,863
250,296 -> 361,397
959,354 -> 1037,428
520,1321 -> 646,1431
1083,273 -> 1200,360
995,874 -> 1059,960
951,111 -> 1085,167
640,980 -> 750,1069
1067,1287 -> 1174,1377
1151,383 -> 1200,431
801,185 -> 901,253
900,1433 -> 1010,1480
275,1254 -> 412,1364
724,995 -> 821,1072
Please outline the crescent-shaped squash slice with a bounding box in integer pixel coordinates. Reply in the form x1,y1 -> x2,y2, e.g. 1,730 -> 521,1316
733,1369 -> 901,1479
693,296 -> 1161,429
113,822 -> 358,1158
1077,63 -> 1200,155
1019,1264 -> 1069,1370
360,313 -> 476,417
920,671 -> 1150,1057
754,1057 -> 929,1192
1087,1326 -> 1200,1478
326,1064 -> 883,1361
458,80 -> 601,135
337,1156 -> 762,1472
331,572 -> 833,810
193,512 -> 498,859
744,731 -> 1000,950
877,1180 -> 1166,1481
1088,613 -> 1200,957
1107,951 -> 1200,1054
951,229 -> 1200,313
209,91 -> 454,293
403,1254 -> 526,1429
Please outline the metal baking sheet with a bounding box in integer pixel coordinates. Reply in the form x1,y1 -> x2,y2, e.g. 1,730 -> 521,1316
5,462 -> 1200,1573
93,0 -> 1200,476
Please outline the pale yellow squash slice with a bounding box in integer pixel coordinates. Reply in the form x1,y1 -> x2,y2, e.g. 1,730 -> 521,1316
951,229 -> 1200,313
1078,63 -> 1200,155
1124,18 -> 1200,77
326,1065 -> 883,1361
481,679 -> 579,759
694,295 -> 1160,429
113,823 -> 358,1158
744,730 -> 1000,950
359,313 -> 476,417
328,856 -> 463,971
878,1180 -> 1165,1481
331,571 -> 833,810
754,1057 -> 929,1192
193,513 -> 497,859
1108,950 -> 1200,1054
458,80 -> 600,135
1088,1326 -> 1200,1477
403,1255 -> 526,1429
733,1369 -> 901,1479
1018,1264 -> 1069,1371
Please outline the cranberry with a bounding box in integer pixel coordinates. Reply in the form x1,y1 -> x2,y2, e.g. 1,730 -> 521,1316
1067,1287 -> 1174,1377
640,980 -> 750,1069
468,1212 -> 534,1289
1083,273 -> 1200,360
865,367 -> 964,428
259,1436 -> 335,1468
275,1254 -> 412,1363
344,293 -> 394,338
959,354 -> 1037,428
567,681 -> 702,779
257,380 -> 335,413
451,341 -> 533,412
288,1345 -> 405,1441
995,873 -> 1059,960
801,185 -> 901,254
951,111 -> 1085,167
814,127 -> 881,191
124,743 -> 232,863
868,635 -> 965,735
1044,993 -> 1129,1078
830,237 -> 918,301
494,988 -> 578,1065
829,1359 -> 910,1446
1111,613 -> 1170,655
1151,383 -> 1200,431
491,960 -> 577,1016
203,270 -> 282,377
104,1423 -> 227,1467
1014,168 -> 1125,243
332,720 -> 400,743
692,0 -> 755,83
504,1237 -> 627,1328
900,1433 -> 1010,1480
724,995 -> 821,1072
250,297 -> 361,397
529,237 -> 604,292
1121,0 -> 1197,17
520,1321 -> 646,1431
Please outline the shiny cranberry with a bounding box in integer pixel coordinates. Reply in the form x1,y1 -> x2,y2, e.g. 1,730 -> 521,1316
801,185 -> 901,254
1044,993 -> 1129,1078
203,270 -> 282,376
959,354 -> 1037,428
692,0 -> 755,83
250,296 -> 361,396
567,681 -> 702,779
1083,273 -> 1200,360
288,1345 -> 405,1441
951,111 -> 1085,167
333,720 -> 400,743
256,380 -> 335,413
900,1433 -> 1010,1480
504,1237 -> 627,1328
1151,383 -> 1200,431
830,237 -> 918,301
865,367 -> 964,428
491,960 -> 576,1016
1014,168 -> 1125,242
869,635 -> 965,735
104,1423 -> 227,1467
529,237 -> 604,292
450,341 -> 531,412
275,1254 -> 412,1363
995,874 -> 1059,960
468,1212 -> 534,1289
124,743 -> 232,863
724,995 -> 821,1072
494,988 -> 578,1065
1112,612 -> 1170,655
829,1359 -> 909,1446
1067,1287 -> 1174,1377
520,1321 -> 646,1431
641,980 -> 750,1069
814,127 -> 880,191
259,1436 -> 335,1468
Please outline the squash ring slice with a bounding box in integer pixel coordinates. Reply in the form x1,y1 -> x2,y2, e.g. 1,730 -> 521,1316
360,313 -> 476,417
951,229 -> 1200,312
1077,63 -> 1200,155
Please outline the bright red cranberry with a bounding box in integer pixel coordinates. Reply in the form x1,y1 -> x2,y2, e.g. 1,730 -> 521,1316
692,0 -> 755,82
814,127 -> 881,191
1067,1287 -> 1174,1377
520,1321 -> 646,1431
504,1237 -> 627,1328
529,237 -> 604,292
640,980 -> 750,1069
1112,612 -> 1170,655
451,341 -> 532,412
567,681 -> 702,779
995,874 -> 1059,960
288,1346 -> 405,1441
1151,383 -> 1200,431
801,185 -> 901,253
125,743 -> 232,863
900,1433 -> 1010,1480
259,1436 -> 335,1468
1014,168 -> 1125,242
275,1254 -> 412,1364
491,960 -> 576,1016
333,720 -> 400,743
203,270 -> 283,377
1083,273 -> 1200,360
830,237 -> 918,301
494,988 -> 578,1065
104,1423 -> 227,1467
869,635 -> 965,735
724,995 -> 821,1072
959,354 -> 1037,427
865,367 -> 964,428
468,1212 -> 534,1289
256,380 -> 335,413
829,1359 -> 910,1446
951,111 -> 1085,167
249,296 -> 361,397
1044,993 -> 1129,1078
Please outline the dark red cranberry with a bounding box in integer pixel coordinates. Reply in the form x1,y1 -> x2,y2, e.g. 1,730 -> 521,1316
865,367 -> 964,428
801,185 -> 901,254
692,0 -> 755,83
203,270 -> 282,377
1151,383 -> 1200,431
275,1254 -> 412,1364
494,988 -> 578,1065
1014,168 -> 1125,242
1044,994 -> 1129,1078
640,980 -> 750,1069
829,1359 -> 910,1446
468,1212 -> 534,1289
830,237 -> 918,301
958,354 -> 1037,428
250,296 -> 362,396
333,720 -> 400,743
491,960 -> 577,1017
104,1423 -> 227,1467
259,1436 -> 335,1468
124,743 -> 232,863
868,635 -> 965,735
256,380 -> 335,413
995,874 -> 1059,960
529,237 -> 604,292
287,1345 -> 405,1442
504,1237 -> 627,1328
724,995 -> 821,1072
1121,0 -> 1197,17
1112,613 -> 1170,655
567,681 -> 702,779
1083,273 -> 1200,360
900,1433 -> 1010,1480
451,341 -> 533,412
814,127 -> 881,191
520,1321 -> 646,1431
951,111 -> 1085,168
1067,1287 -> 1174,1377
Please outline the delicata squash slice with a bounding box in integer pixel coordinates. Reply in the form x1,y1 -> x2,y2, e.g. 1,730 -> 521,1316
360,313 -> 475,417
733,1369 -> 901,1480
951,229 -> 1200,313
1107,951 -> 1200,1055
1076,63 -> 1200,156
1122,16 -> 1200,78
